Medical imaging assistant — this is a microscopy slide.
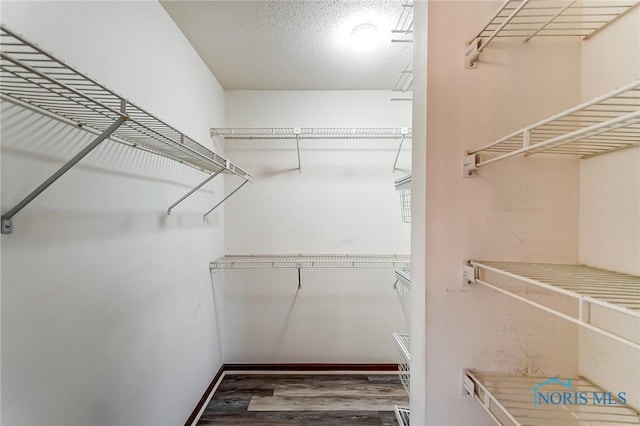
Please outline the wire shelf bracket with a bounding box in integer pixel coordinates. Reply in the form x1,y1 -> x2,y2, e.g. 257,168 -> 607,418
465,0 -> 640,68
463,369 -> 640,425
463,80 -> 640,177
0,25 -> 251,233
394,267 -> 411,322
211,127 -> 412,172
464,260 -> 640,351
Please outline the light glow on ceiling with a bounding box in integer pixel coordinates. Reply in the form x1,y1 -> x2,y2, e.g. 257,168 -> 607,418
350,23 -> 380,52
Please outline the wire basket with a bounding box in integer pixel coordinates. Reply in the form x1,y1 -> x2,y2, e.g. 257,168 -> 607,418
393,332 -> 410,396
395,175 -> 412,223
394,405 -> 410,426
394,268 -> 411,321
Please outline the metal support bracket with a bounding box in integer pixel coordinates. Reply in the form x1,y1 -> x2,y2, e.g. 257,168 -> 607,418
463,260 -> 478,286
463,153 -> 478,178
294,127 -> 302,172
462,369 -> 475,396
202,178 -> 249,221
1,116 -> 127,234
392,128 -> 410,173
465,38 -> 482,69
167,169 -> 224,215
297,265 -> 302,289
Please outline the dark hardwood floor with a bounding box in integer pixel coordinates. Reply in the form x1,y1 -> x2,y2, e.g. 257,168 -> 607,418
196,373 -> 407,425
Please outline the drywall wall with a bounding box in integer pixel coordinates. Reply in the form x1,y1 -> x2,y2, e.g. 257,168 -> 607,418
579,6 -> 640,411
410,2 -> 427,425
221,90 -> 411,362
1,2 -> 227,425
425,1 -> 581,424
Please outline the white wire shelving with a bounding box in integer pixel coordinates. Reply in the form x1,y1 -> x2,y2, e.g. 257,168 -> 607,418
210,254 -> 410,270
0,25 -> 251,233
392,0 -> 414,43
391,60 -> 413,102
393,332 -> 411,396
464,80 -> 640,176
211,127 -> 412,172
464,260 -> 640,350
394,405 -> 410,426
395,175 -> 412,223
463,370 -> 640,426
465,0 -> 640,67
394,267 -> 411,321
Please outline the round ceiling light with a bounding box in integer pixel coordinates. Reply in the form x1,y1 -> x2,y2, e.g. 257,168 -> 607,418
350,23 -> 380,53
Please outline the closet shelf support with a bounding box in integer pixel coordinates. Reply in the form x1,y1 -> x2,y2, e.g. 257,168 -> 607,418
167,169 -> 224,215
1,116 -> 127,234
202,178 -> 249,220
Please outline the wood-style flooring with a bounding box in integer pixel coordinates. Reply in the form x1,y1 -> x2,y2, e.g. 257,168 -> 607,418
196,373 -> 408,425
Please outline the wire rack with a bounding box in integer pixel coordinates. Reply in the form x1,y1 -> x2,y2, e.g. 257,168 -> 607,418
211,127 -> 412,141
394,405 -> 410,426
465,80 -> 640,174
464,370 -> 640,425
394,268 -> 411,321
210,254 -> 411,270
392,0 -> 414,43
392,60 -> 413,102
466,260 -> 640,350
393,332 -> 411,396
395,175 -> 412,223
472,0 -> 640,46
0,25 -> 250,177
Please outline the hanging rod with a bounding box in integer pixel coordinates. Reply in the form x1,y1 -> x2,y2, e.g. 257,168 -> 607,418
212,127 -> 412,172
464,260 -> 640,351
464,370 -> 640,425
0,25 -> 251,233
465,0 -> 640,68
210,254 -> 410,270
464,79 -> 640,176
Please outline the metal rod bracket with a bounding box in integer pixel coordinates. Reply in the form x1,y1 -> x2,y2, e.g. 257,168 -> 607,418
464,153 -> 478,178
465,38 -> 482,69
463,260 -> 478,286
1,217 -> 13,234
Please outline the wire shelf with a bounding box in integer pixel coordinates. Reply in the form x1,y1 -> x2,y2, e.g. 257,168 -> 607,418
393,332 -> 410,396
0,25 -> 250,177
392,60 -> 413,102
211,127 -> 412,141
210,254 -> 411,270
392,0 -> 414,43
466,261 -> 640,350
395,268 -> 411,321
394,405 -> 410,426
471,0 -> 640,46
395,175 -> 412,223
464,370 -> 640,426
465,80 -> 640,174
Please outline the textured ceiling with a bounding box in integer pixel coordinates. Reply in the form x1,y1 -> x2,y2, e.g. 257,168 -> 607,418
160,0 -> 412,90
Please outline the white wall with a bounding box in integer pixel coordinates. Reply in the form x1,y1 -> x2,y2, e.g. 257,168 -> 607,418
1,2 -> 227,425
410,2 -> 427,424
579,6 -> 640,411
221,90 -> 411,362
425,1 -> 582,424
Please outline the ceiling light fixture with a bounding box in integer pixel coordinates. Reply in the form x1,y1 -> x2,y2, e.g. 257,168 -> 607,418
350,23 -> 380,53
